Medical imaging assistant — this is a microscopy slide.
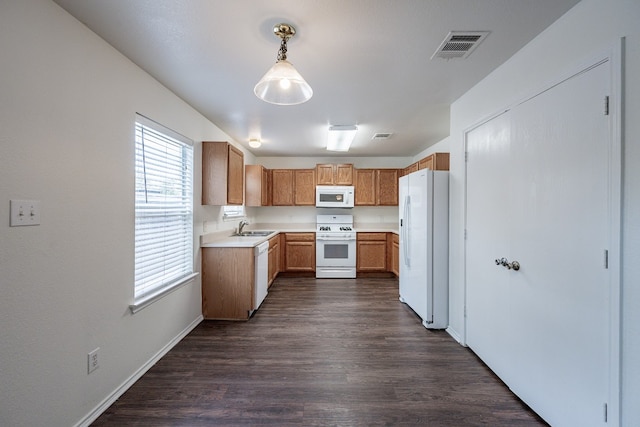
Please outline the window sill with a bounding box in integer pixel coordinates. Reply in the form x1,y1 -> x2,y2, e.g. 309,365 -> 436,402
129,273 -> 199,314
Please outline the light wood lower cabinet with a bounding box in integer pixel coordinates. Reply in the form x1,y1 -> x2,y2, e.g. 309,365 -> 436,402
202,247 -> 254,320
390,233 -> 399,277
356,232 -> 388,272
283,233 -> 315,272
268,234 -> 280,286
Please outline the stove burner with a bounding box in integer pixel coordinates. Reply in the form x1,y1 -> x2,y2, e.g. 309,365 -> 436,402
340,226 -> 352,231
319,226 -> 331,231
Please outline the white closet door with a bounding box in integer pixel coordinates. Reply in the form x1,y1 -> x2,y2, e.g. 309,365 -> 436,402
507,61 -> 610,426
465,60 -> 611,427
465,111 -> 515,381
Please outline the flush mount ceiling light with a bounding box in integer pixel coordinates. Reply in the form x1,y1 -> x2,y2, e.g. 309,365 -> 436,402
327,125 -> 358,152
254,23 -> 313,106
248,138 -> 262,148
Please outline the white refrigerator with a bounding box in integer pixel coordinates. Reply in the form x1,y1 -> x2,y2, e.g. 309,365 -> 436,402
399,169 -> 449,329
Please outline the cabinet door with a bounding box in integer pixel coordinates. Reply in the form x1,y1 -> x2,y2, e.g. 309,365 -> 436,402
202,141 -> 244,206
268,234 -> 280,286
227,145 -> 244,205
202,247 -> 253,320
377,169 -> 399,206
335,164 -> 354,185
294,169 -> 316,205
284,233 -> 315,272
315,164 -> 335,185
354,169 -> 376,205
391,233 -> 399,276
262,167 -> 271,206
404,162 -> 419,176
356,233 -> 387,272
245,164 -> 265,207
271,169 -> 294,206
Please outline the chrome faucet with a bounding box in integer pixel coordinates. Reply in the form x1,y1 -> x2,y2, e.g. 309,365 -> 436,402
238,219 -> 249,234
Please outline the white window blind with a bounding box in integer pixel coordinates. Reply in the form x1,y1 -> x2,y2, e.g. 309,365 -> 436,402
133,114 -> 194,308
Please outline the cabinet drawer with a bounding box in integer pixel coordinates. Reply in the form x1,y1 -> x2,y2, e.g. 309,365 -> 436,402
284,232 -> 315,242
357,232 -> 387,241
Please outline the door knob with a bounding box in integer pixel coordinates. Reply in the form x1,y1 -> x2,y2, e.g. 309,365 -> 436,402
494,257 -> 520,271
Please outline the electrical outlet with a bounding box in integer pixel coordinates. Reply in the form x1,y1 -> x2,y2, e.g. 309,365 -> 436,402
88,348 -> 100,374
10,199 -> 41,226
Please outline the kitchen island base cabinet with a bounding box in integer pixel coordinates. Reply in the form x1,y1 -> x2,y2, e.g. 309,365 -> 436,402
202,247 -> 255,320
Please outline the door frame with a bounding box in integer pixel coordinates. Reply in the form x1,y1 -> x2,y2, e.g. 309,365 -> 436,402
461,40 -> 623,425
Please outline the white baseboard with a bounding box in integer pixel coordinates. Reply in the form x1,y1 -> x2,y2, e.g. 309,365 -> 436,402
75,315 -> 203,427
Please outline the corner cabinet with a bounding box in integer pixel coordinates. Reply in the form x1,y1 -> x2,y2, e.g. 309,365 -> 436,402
202,141 -> 244,205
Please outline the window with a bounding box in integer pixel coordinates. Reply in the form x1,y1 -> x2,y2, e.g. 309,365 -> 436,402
132,114 -> 195,311
223,205 -> 245,219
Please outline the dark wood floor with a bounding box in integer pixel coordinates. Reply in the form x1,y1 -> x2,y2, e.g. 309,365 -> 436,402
92,277 -> 547,426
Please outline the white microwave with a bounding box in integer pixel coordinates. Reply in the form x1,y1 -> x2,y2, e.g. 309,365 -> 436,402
316,186 -> 355,208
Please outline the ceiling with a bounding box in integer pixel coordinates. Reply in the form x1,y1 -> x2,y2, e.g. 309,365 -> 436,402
53,0 -> 580,158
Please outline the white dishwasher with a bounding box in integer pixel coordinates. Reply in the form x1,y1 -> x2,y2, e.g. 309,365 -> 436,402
253,241 -> 269,313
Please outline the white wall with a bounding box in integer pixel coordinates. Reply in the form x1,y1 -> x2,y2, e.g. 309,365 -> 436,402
445,0 -> 639,424
0,1 -> 250,426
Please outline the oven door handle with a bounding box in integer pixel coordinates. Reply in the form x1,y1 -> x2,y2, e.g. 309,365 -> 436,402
316,237 -> 356,241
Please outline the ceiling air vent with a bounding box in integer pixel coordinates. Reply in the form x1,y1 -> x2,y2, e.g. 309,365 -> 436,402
372,132 -> 393,140
431,31 -> 490,60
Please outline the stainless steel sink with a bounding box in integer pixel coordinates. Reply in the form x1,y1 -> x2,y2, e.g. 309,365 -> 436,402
232,230 -> 275,237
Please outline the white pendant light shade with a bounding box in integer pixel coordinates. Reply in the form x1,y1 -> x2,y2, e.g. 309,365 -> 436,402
254,59 -> 313,105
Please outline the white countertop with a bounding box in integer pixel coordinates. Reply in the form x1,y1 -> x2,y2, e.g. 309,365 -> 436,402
200,222 -> 398,248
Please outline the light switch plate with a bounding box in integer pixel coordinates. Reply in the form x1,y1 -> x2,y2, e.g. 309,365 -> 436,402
10,200 -> 41,226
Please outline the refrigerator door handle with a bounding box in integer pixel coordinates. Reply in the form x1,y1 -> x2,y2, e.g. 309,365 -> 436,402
403,195 -> 410,267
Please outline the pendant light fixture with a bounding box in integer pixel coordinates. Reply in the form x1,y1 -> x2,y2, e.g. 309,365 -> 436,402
254,23 -> 313,105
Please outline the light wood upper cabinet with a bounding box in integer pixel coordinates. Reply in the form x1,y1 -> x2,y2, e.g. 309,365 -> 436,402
377,169 -> 399,206
355,168 -> 399,206
316,163 -> 354,185
245,164 -> 270,207
354,169 -> 376,206
315,164 -> 335,185
418,152 -> 450,171
403,162 -> 419,177
294,169 -> 316,205
202,141 -> 244,205
271,169 -> 294,206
